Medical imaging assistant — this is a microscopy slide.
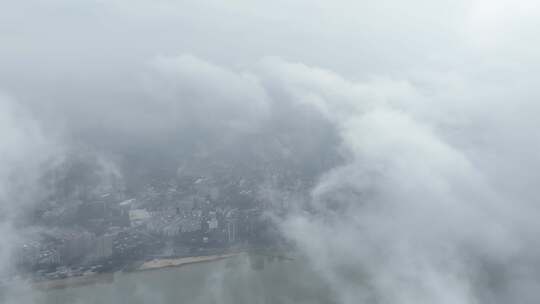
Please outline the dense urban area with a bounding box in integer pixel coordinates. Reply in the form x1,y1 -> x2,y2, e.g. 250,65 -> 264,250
9,152 -> 313,283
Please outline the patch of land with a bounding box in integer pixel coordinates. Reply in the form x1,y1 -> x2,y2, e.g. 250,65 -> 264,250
137,253 -> 242,271
32,272 -> 114,290
29,250 -> 288,290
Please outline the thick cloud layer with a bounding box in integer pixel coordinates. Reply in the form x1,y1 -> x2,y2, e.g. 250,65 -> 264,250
2,0 -> 540,303
269,61 -> 540,303
0,94 -> 60,292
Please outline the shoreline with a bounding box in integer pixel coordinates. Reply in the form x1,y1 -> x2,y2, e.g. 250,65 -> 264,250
29,248 -> 291,291
31,253 -> 243,290
135,252 -> 242,272
32,272 -> 114,290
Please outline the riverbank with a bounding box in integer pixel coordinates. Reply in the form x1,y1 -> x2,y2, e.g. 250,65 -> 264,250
136,252 -> 242,272
30,253 -> 242,290
32,272 -> 114,290
28,248 -> 291,290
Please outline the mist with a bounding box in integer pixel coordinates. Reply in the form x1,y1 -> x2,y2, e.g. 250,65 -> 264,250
2,0 -> 540,303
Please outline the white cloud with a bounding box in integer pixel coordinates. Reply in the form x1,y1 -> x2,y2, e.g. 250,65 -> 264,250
254,57 -> 540,303
0,94 -> 59,287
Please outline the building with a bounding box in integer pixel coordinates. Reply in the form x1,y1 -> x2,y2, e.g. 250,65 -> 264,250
129,209 -> 151,227
226,220 -> 237,243
92,234 -> 114,260
59,231 -> 95,264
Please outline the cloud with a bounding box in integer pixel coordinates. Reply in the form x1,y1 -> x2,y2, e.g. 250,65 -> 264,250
0,94 -> 59,301
144,54 -> 270,134
259,58 -> 540,303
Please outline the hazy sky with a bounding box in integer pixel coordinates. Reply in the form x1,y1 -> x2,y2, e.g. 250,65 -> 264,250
2,0 -> 540,303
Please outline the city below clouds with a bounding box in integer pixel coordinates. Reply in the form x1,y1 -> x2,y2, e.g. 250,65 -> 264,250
2,0 -> 540,303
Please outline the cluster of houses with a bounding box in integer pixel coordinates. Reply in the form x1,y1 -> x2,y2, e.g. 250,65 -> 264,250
16,230 -> 114,271
13,174 -> 276,280
15,199 -> 265,278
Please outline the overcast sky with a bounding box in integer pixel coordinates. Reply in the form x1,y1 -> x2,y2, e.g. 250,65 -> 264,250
2,0 -> 540,303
